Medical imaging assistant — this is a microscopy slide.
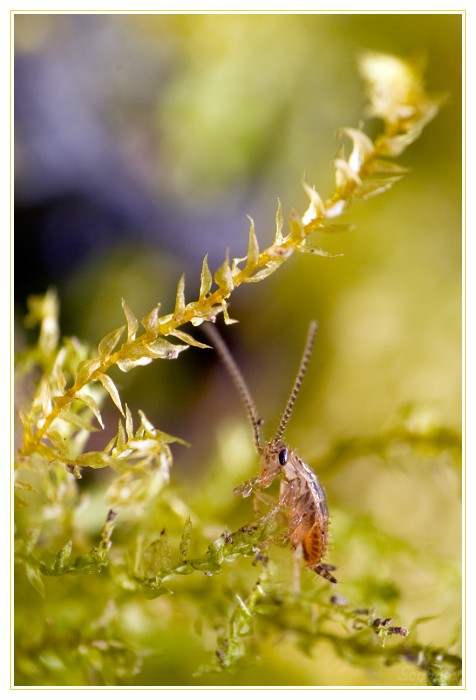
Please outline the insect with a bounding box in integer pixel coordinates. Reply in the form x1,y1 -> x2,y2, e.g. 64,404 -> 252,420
204,320 -> 337,585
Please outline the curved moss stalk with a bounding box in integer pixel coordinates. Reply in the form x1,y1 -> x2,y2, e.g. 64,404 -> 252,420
18,51 -> 441,470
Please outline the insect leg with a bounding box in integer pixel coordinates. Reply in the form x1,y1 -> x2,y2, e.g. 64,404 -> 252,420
292,546 -> 302,594
233,478 -> 257,498
256,480 -> 294,527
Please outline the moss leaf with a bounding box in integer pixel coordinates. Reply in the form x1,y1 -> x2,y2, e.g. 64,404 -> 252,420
141,303 -> 162,334
122,299 -> 139,341
244,216 -> 260,271
199,255 -> 213,299
214,254 -> 234,297
98,325 -> 126,357
57,409 -> 99,432
174,274 -> 186,319
97,373 -> 124,416
75,391 -> 104,429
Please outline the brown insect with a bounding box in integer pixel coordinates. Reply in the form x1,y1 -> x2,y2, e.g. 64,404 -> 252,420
204,320 -> 337,585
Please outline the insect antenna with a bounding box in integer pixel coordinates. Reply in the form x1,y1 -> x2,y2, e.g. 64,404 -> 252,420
203,323 -> 263,453
273,320 -> 318,444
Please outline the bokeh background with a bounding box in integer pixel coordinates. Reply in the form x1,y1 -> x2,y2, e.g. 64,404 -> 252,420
14,13 -> 462,686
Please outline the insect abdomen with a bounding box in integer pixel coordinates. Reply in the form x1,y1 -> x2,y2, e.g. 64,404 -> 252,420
301,521 -> 327,566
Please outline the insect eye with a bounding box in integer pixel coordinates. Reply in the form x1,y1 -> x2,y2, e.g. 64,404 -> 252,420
278,448 -> 289,466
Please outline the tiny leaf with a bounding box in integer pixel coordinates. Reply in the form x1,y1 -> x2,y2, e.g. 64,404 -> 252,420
325,199 -> 347,218
125,404 -> 134,440
190,306 -> 223,326
75,391 -> 104,429
245,260 -> 283,283
138,409 -> 157,436
297,242 -> 344,258
40,381 -> 53,417
57,409 -> 99,432
75,357 -> 103,386
174,274 -> 186,319
45,429 -> 68,455
116,356 -> 153,372
141,303 -> 162,334
141,539 -> 164,579
244,217 -> 259,271
147,530 -> 172,575
122,299 -> 139,340
335,158 -> 362,191
341,127 -> 374,173
302,182 -> 325,228
274,199 -> 284,244
221,301 -> 238,325
74,451 -> 112,469
317,223 -> 355,234
355,176 -> 403,200
53,362 -> 67,394
97,373 -> 124,415
367,159 -> 409,175
54,540 -> 73,573
379,128 -> 424,157
98,325 -> 126,357
144,337 -> 189,359
155,428 -> 191,448
214,254 -> 234,297
25,563 -> 45,597
199,255 -> 213,299
116,419 -> 126,450
169,329 -> 210,349
179,517 -> 193,560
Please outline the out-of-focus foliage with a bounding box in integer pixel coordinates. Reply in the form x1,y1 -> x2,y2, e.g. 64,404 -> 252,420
14,13 -> 462,689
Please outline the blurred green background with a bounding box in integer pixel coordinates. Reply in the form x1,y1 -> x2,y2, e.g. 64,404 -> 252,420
15,13 -> 462,686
